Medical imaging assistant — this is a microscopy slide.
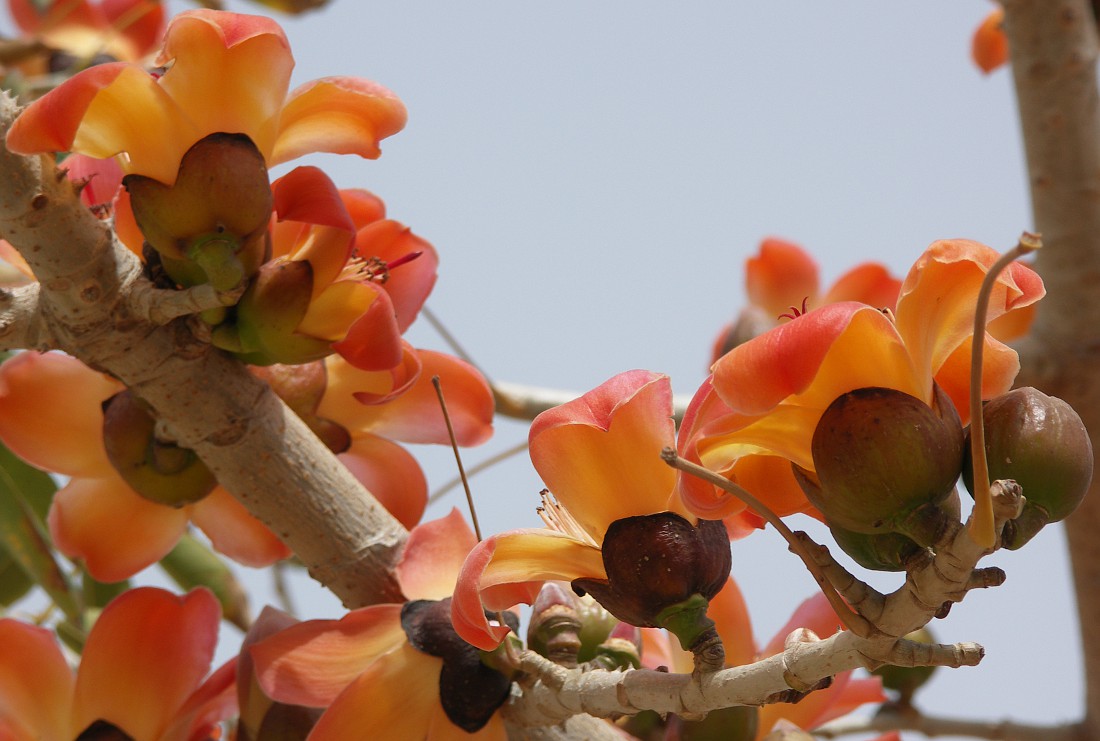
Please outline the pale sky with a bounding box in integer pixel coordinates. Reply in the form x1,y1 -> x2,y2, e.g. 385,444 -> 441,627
8,2 -> 1082,738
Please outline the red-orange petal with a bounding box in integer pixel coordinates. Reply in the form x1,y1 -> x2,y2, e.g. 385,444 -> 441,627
60,152 -> 124,209
101,0 -> 166,58
745,238 -> 820,318
708,576 -> 756,668
396,508 -> 477,601
331,286 -> 405,371
250,604 -> 405,707
972,8 -> 1008,74
160,659 -> 238,741
0,619 -> 74,740
353,219 -> 438,331
452,530 -> 604,650
272,168 -> 356,279
337,435 -> 427,530
822,262 -> 901,311
72,587 -> 219,739
190,487 -> 292,567
760,593 -> 842,657
529,370 -> 684,542
340,188 -> 386,228
272,76 -> 408,165
0,352 -> 121,478
48,475 -> 189,581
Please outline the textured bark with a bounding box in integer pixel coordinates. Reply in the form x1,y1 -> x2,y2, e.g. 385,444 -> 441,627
0,93 -> 407,608
1002,1 -> 1100,736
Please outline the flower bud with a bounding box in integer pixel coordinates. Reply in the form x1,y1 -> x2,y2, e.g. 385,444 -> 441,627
401,598 -> 519,733
963,387 -> 1093,549
125,133 -> 273,290
527,582 -> 582,667
571,512 -> 730,657
808,386 -> 964,546
101,391 -> 216,507
588,621 -> 642,672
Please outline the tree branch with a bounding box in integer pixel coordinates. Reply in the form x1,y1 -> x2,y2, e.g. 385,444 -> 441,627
0,281 -> 50,351
0,92 -> 408,608
817,705 -> 1082,741
1000,1 -> 1100,733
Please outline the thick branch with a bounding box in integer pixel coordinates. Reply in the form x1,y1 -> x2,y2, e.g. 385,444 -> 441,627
1001,1 -> 1100,732
0,93 -> 407,607
0,282 -> 50,351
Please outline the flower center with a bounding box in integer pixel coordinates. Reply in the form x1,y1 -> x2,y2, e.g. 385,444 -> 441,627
537,490 -> 598,547
344,250 -> 423,284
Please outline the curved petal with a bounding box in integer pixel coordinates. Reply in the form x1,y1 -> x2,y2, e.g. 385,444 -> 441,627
353,220 -> 438,331
330,286 -> 405,371
250,604 -> 405,708
452,530 -> 605,650
271,76 -> 408,165
347,342 -> 422,407
894,240 -> 1043,402
0,352 -> 120,477
191,487 -> 292,567
320,350 -> 493,446
60,153 -> 124,208
529,371 -> 682,542
101,0 -> 166,58
306,643 -> 437,741
272,167 -> 356,287
745,238 -> 820,318
337,435 -> 426,530
396,508 -> 477,601
812,675 -> 886,727
708,576 -> 756,668
932,333 -> 1021,425
72,587 -> 219,740
822,262 -> 901,310
340,188 -> 386,228
160,658 -> 238,741
155,10 -> 293,164
0,619 -> 74,741
299,279 -> 382,342
711,303 -> 918,416
111,187 -> 145,256
48,475 -> 189,581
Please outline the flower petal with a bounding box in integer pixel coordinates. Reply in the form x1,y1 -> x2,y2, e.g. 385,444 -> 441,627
396,508 -> 477,601
452,530 -> 604,650
160,659 -> 238,741
340,188 -> 387,227
0,619 -> 74,741
972,8 -> 1008,74
155,10 -> 293,164
320,350 -> 493,446
337,435 -> 427,530
60,153 -> 124,208
353,219 -> 438,331
745,238 -> 820,318
761,593 -> 842,657
306,643 -> 437,741
709,576 -> 756,668
72,587 -> 219,740
529,370 -> 683,542
48,475 -> 189,581
272,76 -> 407,165
330,285 -> 405,371
191,487 -> 292,567
822,262 -> 901,310
0,352 -> 120,478
250,604 -> 405,707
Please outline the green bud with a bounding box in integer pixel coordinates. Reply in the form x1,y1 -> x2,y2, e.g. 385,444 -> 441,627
807,385 -> 964,546
101,391 -> 216,507
963,387 -> 1093,549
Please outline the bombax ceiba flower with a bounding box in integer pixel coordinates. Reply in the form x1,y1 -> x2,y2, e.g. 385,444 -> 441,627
452,370 -> 731,659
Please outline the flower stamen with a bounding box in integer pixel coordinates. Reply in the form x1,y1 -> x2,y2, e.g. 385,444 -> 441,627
537,490 -> 598,547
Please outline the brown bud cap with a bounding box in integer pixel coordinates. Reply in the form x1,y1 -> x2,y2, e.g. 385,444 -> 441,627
808,386 -> 964,545
571,512 -> 731,630
101,391 -> 216,507
964,387 -> 1093,549
401,598 -> 518,733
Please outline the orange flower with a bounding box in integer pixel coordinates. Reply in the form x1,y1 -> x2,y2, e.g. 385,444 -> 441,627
972,6 -> 1008,74
679,239 -> 1044,524
0,352 -> 290,580
7,0 -> 164,70
251,510 -> 509,739
451,370 -> 724,652
6,9 -> 406,186
712,237 -> 901,363
642,584 -> 886,739
0,587 -> 235,741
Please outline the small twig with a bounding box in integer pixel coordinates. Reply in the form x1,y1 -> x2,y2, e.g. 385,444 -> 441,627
428,439 -> 530,505
967,233 -> 1042,548
129,280 -> 246,325
661,448 -> 876,639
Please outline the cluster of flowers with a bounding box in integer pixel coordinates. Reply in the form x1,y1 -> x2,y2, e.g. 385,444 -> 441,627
0,4 -> 1090,741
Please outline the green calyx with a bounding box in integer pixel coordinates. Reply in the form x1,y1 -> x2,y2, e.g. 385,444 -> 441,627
655,593 -> 716,654
186,233 -> 245,292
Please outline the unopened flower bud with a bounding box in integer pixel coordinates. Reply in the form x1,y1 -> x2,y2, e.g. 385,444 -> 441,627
808,385 -> 964,546
588,620 -> 642,672
963,387 -> 1093,549
573,593 -> 620,662
528,582 -> 582,667
101,391 -> 216,507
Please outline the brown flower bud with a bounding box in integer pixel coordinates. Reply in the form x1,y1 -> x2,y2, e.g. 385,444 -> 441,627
963,387 -> 1093,549
808,385 -> 964,546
